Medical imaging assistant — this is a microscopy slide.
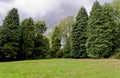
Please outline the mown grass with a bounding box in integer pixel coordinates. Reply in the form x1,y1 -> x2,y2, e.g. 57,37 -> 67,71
0,59 -> 120,78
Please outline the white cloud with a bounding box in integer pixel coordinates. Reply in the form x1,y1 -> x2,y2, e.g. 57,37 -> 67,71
0,0 -> 61,22
0,1 -> 11,15
13,0 -> 60,17
70,0 -> 94,13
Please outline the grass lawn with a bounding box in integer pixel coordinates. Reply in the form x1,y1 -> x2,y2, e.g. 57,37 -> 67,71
0,59 -> 120,78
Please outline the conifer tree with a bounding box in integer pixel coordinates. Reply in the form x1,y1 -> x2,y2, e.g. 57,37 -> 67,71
0,8 -> 20,60
101,3 -> 118,57
112,0 -> 120,50
86,1 -> 103,58
86,1 -> 118,58
71,7 -> 88,58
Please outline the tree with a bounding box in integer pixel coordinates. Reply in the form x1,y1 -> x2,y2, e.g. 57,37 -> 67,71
34,35 -> 50,59
86,1 -> 104,58
102,3 -> 118,57
102,3 -> 119,57
21,17 -> 35,59
71,7 -> 88,58
0,8 -> 20,61
35,20 -> 47,35
50,26 -> 61,57
33,21 -> 50,59
59,16 -> 74,41
86,1 -> 118,58
58,16 -> 74,57
112,0 -> 120,25
112,0 -> 120,49
0,26 -> 2,30
0,26 -> 3,60
63,37 -> 72,58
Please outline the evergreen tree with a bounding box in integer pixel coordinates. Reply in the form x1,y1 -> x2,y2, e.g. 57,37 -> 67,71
0,26 -> 3,60
86,1 -> 118,58
71,7 -> 88,58
21,17 -> 35,59
112,0 -> 120,25
0,26 -> 2,30
86,1 -> 103,58
0,8 -> 20,60
112,0 -> 120,49
102,3 -> 118,57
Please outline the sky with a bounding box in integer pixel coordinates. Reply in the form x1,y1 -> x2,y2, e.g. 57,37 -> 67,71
0,0 -> 113,34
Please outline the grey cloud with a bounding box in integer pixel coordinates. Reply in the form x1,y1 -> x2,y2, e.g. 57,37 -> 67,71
42,0 -> 113,35
0,0 -> 114,33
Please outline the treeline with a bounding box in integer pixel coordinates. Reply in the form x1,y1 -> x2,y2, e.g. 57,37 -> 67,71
50,0 -> 120,59
0,0 -> 120,61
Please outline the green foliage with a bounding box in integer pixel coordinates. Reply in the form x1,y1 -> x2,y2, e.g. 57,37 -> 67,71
112,0 -> 120,23
86,1 -> 118,58
86,1 -> 105,58
49,16 -> 74,58
34,20 -> 50,59
41,36 -> 50,58
71,7 -> 88,58
0,26 -> 2,30
0,8 -> 20,60
58,16 -> 74,58
63,37 -> 72,58
59,16 -> 74,41
34,35 -> 50,59
102,3 -> 118,57
34,20 -> 47,35
112,0 -> 120,50
56,49 -> 63,58
50,26 -> 61,57
21,17 -> 35,59
34,35 -> 43,59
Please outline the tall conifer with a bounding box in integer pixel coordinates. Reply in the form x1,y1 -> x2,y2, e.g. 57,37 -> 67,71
86,1 -> 103,58
71,7 -> 88,58
0,8 -> 20,60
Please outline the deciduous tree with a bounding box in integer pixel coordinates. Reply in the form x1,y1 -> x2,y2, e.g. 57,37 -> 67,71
21,17 -> 35,59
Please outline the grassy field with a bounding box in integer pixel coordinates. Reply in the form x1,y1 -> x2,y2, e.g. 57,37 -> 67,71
0,59 -> 120,78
